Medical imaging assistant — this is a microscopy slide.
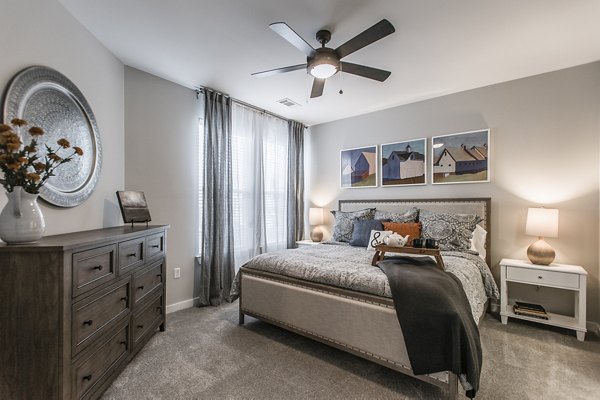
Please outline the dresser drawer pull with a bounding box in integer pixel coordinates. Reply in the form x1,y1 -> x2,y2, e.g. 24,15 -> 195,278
538,276 -> 543,279
156,306 -> 162,311
120,296 -> 128,302
83,374 -> 92,382
156,273 -> 162,278
151,244 -> 160,248
120,340 -> 127,346
127,253 -> 137,257
137,285 -> 145,290
93,265 -> 104,271
137,324 -> 144,329
83,320 -> 93,326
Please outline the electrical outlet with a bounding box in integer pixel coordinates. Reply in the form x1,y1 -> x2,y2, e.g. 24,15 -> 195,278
173,267 -> 181,279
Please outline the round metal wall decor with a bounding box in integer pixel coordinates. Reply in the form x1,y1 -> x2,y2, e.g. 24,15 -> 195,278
2,66 -> 102,207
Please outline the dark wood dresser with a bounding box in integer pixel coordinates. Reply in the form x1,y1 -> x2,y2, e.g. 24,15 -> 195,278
0,225 -> 168,400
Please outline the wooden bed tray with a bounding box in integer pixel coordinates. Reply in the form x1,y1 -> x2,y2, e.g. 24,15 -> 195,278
238,197 -> 491,400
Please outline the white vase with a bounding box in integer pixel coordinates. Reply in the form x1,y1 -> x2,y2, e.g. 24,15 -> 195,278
0,186 -> 46,244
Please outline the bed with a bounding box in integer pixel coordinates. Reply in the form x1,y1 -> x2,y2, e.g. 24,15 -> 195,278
233,198 -> 497,399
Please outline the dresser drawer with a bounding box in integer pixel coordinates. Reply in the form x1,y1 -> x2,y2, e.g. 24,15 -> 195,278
132,293 -> 164,347
72,279 -> 130,355
118,237 -> 145,274
73,245 -> 117,297
146,232 -> 165,260
133,260 -> 164,306
73,320 -> 129,400
506,266 -> 579,289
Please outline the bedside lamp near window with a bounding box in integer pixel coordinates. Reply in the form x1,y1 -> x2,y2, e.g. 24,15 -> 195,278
309,207 -> 324,242
525,207 -> 559,265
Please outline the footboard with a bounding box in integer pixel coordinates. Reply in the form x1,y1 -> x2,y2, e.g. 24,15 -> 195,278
239,268 -> 458,399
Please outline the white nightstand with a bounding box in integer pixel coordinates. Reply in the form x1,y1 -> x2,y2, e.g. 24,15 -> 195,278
500,258 -> 587,341
296,239 -> 322,248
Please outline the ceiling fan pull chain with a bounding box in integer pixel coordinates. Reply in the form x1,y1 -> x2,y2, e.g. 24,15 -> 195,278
339,63 -> 344,95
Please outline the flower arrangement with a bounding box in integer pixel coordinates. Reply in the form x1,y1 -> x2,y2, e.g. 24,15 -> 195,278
0,118 -> 83,194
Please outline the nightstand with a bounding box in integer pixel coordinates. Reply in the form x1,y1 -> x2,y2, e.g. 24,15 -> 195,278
296,239 -> 321,248
500,258 -> 587,341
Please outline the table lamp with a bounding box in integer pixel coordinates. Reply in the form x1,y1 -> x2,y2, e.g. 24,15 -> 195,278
525,207 -> 558,265
309,207 -> 324,242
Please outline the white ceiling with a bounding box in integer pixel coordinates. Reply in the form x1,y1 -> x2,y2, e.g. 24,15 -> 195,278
60,0 -> 600,126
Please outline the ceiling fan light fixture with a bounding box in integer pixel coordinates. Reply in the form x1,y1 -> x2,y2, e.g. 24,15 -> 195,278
310,63 -> 338,79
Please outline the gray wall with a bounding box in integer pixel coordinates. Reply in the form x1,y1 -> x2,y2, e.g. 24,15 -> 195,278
308,62 -> 600,325
0,0 -> 124,234
124,67 -> 201,310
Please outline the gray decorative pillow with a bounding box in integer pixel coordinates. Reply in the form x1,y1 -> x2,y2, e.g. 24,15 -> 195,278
374,207 -> 419,223
331,208 -> 375,242
419,210 -> 482,251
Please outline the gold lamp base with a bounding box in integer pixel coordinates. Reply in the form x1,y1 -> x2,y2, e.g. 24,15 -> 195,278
527,237 -> 555,265
310,227 -> 323,242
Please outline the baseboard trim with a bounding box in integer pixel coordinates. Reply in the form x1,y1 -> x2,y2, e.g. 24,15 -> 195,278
166,297 -> 199,314
587,321 -> 600,337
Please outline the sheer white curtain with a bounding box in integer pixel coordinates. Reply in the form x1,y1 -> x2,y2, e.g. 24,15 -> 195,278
231,103 -> 289,270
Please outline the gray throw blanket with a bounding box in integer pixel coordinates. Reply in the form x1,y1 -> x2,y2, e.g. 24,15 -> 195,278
377,256 -> 481,399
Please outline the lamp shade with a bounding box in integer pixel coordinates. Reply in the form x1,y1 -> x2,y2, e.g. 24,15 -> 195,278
309,207 -> 324,226
525,208 -> 558,238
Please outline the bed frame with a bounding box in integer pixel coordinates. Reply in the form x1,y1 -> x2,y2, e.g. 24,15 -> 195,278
239,198 -> 491,399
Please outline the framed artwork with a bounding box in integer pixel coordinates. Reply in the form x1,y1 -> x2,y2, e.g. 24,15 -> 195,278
381,138 -> 426,186
340,145 -> 378,188
431,129 -> 490,184
116,191 -> 152,224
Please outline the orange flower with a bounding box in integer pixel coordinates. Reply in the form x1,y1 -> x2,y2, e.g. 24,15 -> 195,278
57,138 -> 70,148
24,145 -> 38,153
34,162 -> 46,172
7,162 -> 21,171
73,146 -> 84,156
0,124 -> 11,132
26,172 -> 41,182
28,126 -> 44,136
18,157 -> 28,164
48,153 -> 62,162
10,118 -> 27,127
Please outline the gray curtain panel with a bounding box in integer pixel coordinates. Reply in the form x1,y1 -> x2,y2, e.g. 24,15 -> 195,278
286,120 -> 305,248
198,90 -> 235,306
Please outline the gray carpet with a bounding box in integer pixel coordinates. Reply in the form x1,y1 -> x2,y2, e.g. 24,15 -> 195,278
101,302 -> 600,400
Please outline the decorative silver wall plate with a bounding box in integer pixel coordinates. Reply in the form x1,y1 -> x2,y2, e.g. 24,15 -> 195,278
2,66 -> 102,207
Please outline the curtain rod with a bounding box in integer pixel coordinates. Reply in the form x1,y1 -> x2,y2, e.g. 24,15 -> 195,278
195,87 -> 307,129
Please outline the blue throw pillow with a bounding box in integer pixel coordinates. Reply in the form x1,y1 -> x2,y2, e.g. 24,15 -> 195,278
349,219 -> 389,247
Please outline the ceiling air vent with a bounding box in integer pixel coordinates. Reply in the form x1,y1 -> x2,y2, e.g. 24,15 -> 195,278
276,98 -> 301,107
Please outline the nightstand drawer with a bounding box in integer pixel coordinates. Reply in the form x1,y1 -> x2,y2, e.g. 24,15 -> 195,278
506,266 -> 579,289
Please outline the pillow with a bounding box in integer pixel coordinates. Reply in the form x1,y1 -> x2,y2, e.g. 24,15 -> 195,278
374,207 -> 419,223
331,208 -> 375,242
469,224 -> 487,261
419,210 -> 482,251
382,222 -> 422,246
349,219 -> 389,247
366,230 -> 393,251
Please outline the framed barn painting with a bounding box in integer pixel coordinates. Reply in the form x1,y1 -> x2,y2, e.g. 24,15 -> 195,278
340,145 -> 378,188
381,138 -> 426,187
431,129 -> 490,184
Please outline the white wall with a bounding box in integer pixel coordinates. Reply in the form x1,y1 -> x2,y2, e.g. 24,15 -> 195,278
0,0 -> 124,234
308,62 -> 600,325
124,67 -> 201,310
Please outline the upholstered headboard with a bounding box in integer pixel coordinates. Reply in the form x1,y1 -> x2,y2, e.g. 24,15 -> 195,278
339,198 -> 491,266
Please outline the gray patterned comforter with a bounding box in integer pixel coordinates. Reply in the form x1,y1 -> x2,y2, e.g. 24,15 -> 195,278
230,243 -> 499,322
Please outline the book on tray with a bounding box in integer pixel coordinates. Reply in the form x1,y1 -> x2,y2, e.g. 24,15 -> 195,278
513,302 -> 548,320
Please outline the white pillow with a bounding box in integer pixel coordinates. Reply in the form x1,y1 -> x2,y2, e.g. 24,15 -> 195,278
366,230 -> 393,251
469,225 -> 487,261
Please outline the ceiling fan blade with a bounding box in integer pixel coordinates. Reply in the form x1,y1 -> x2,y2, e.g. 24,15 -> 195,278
335,19 -> 395,59
269,22 -> 316,57
251,63 -> 307,78
340,62 -> 391,82
310,78 -> 325,98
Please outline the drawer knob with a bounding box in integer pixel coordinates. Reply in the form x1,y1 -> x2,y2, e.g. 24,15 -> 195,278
151,244 -> 160,249
120,340 -> 127,346
137,324 -> 144,329
83,374 -> 92,382
156,273 -> 162,278
138,285 -> 145,290
538,276 -> 543,279
127,253 -> 137,257
93,265 -> 103,271
156,306 -> 162,311
83,320 -> 93,326
120,297 -> 128,302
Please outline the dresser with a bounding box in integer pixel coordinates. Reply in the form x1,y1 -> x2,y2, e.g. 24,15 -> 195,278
0,225 -> 168,400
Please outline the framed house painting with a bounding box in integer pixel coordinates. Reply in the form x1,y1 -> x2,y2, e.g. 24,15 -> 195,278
431,129 -> 490,184
340,145 -> 378,188
381,138 -> 426,186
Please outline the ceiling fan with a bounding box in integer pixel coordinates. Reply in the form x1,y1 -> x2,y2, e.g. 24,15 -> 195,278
252,19 -> 395,98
